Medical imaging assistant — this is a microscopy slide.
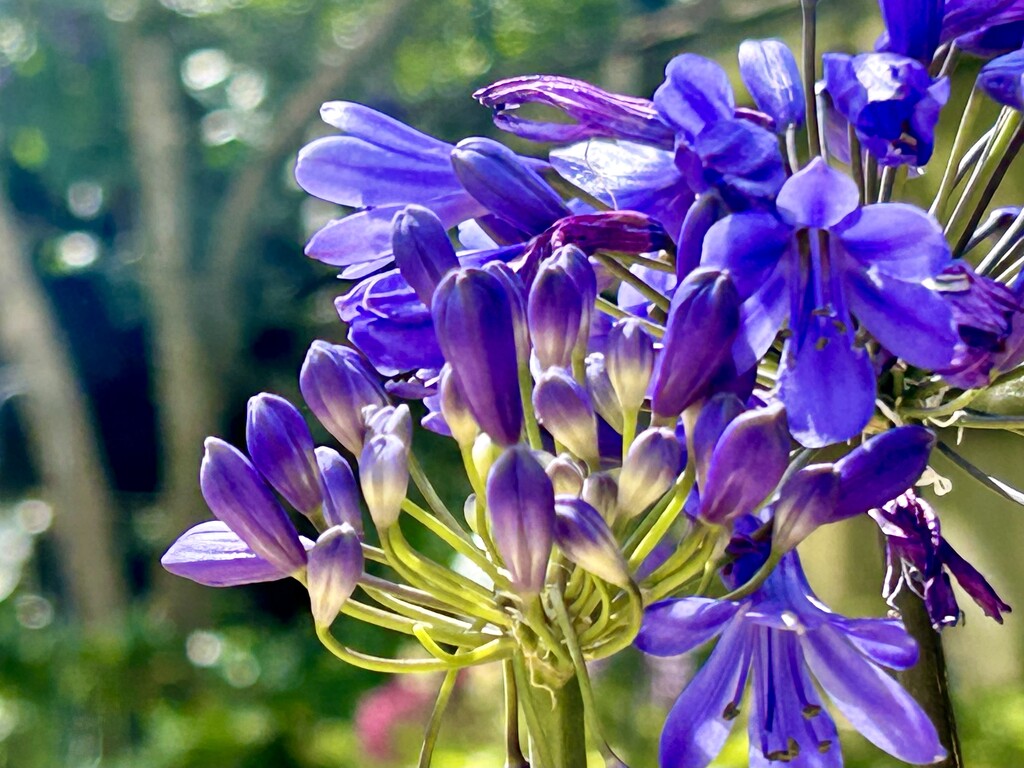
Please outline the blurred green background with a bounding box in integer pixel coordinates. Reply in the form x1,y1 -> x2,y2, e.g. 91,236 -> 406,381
0,0 -> 1021,765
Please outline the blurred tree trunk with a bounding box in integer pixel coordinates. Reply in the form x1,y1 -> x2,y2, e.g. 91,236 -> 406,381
0,192 -> 127,627
202,0 -> 414,392
119,27 -> 216,624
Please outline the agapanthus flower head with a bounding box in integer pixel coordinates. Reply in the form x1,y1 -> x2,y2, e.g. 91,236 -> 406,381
246,393 -> 323,518
637,552 -> 946,768
872,491 -> 1011,628
307,524 -> 363,627
432,266 -> 524,446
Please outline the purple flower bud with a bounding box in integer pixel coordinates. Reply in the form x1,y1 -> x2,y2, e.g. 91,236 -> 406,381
486,446 -> 555,597
315,447 -> 363,534
162,520 -> 303,587
585,353 -> 625,433
307,524 -> 364,626
533,368 -> 599,465
528,246 -> 596,370
483,261 -> 531,361
432,268 -> 524,446
438,364 -> 479,446
697,403 -> 790,526
199,438 -> 307,575
392,204 -> 459,306
978,49 -> 1024,110
618,428 -> 682,519
650,268 -> 741,420
363,403 -> 413,447
473,75 -> 674,147
359,434 -> 409,530
450,137 -> 568,233
605,318 -> 655,414
691,393 -> 745,489
677,195 -> 725,278
545,453 -> 586,497
770,465 -> 842,552
553,497 -> 631,588
738,39 -> 805,131
834,426 -> 935,518
582,472 -> 620,522
245,393 -> 323,517
300,340 -> 387,455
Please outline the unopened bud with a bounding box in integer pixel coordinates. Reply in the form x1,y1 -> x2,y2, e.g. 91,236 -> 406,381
582,472 -> 620,522
618,428 -> 682,519
359,434 -> 409,530
554,497 -> 630,588
606,318 -> 655,413
315,447 -> 362,534
545,454 -> 586,497
438,364 -> 479,446
363,403 -> 413,447
770,465 -> 841,553
585,353 -> 625,433
307,524 -> 363,626
246,393 -> 323,517
533,368 -> 599,466
392,204 -> 459,305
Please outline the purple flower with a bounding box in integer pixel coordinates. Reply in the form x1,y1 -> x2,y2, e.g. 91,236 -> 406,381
198,438 -> 308,575
704,158 -> 959,446
823,52 -> 950,167
942,0 -> 1024,57
359,434 -> 409,530
618,428 -> 683,518
637,552 -> 946,768
486,445 -> 555,597
432,267 -> 524,446
978,48 -> 1024,109
871,491 -> 1011,628
650,269 -> 741,420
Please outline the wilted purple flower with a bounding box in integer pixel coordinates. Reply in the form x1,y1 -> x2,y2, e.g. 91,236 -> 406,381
738,39 -> 805,131
162,521 -> 308,587
978,49 -> 1024,108
696,403 -> 790,527
391,204 -> 460,306
315,447 -> 363,534
553,497 -> 631,588
637,552 -> 946,768
246,393 -> 322,517
486,446 -> 555,597
704,158 -> 959,446
871,491 -> 1011,628
650,269 -> 740,420
300,341 -> 387,455
307,524 -> 364,626
533,367 -> 599,465
359,434 -> 409,530
823,52 -> 949,167
618,428 -> 683,518
199,438 -> 308,575
432,267 -> 524,446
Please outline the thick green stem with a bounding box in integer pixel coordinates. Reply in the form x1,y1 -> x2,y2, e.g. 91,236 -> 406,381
517,665 -> 589,768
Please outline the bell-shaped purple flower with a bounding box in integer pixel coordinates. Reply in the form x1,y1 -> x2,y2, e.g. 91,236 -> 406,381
876,0 -> 944,62
162,521 -> 307,587
450,137 -> 568,234
315,447 -> 363,534
978,49 -> 1024,109
391,204 -> 459,306
528,245 -> 596,370
872,491 -> 1011,628
823,52 -> 950,167
246,393 -> 322,517
618,428 -> 683,519
359,434 -> 409,530
307,524 -> 364,627
554,497 -> 631,589
299,340 -> 387,455
199,437 -> 307,575
486,445 -> 555,597
738,39 -> 805,131
651,269 -> 741,420
533,368 -> 599,465
697,403 -> 790,526
432,267 -> 524,446
605,318 -> 655,414
473,75 -> 675,147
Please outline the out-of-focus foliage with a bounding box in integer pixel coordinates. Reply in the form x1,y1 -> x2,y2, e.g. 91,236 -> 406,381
1,0 -> 1022,766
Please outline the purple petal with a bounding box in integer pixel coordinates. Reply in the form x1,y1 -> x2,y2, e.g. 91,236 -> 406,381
318,101 -> 452,155
776,157 -> 859,230
636,598 -> 741,656
691,119 -> 787,205
732,259 -> 790,372
844,270 -> 961,370
770,465 -> 842,552
834,426 -> 935,518
940,540 -> 1012,623
345,309 -> 445,377
654,54 -> 736,142
834,202 -> 950,279
829,616 -> 919,669
659,618 -> 753,768
738,39 -> 805,131
978,49 -> 1024,109
161,521 -> 296,587
876,0 -> 943,62
701,211 -> 792,299
802,623 -> 946,764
